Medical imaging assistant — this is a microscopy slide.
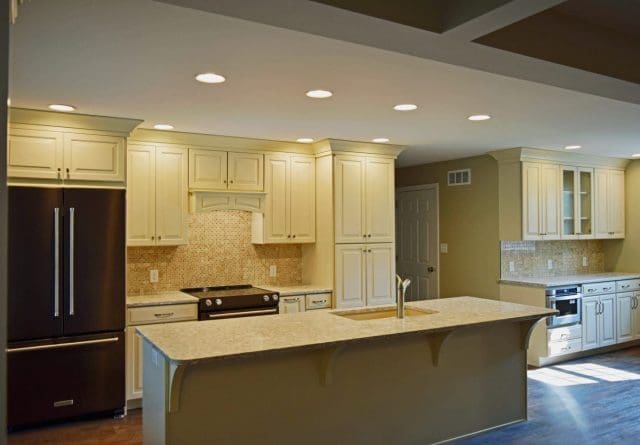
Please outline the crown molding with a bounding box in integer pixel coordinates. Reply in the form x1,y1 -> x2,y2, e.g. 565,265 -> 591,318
312,139 -> 405,158
489,147 -> 631,170
8,107 -> 143,135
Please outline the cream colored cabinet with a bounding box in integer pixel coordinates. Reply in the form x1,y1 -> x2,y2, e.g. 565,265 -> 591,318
582,294 -> 616,351
335,243 -> 395,308
252,153 -> 315,244
561,167 -> 594,239
279,295 -> 306,314
594,168 -> 625,239
189,149 -> 227,190
8,128 -> 125,182
616,291 -> 640,343
188,149 -> 263,192
127,143 -> 188,246
126,327 -> 144,402
522,162 -> 560,240
335,155 -> 394,243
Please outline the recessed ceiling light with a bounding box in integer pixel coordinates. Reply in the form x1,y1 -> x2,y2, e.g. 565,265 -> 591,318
48,104 -> 76,112
372,138 -> 390,143
296,138 -> 314,143
195,72 -> 226,84
632,153 -> 640,158
154,124 -> 174,130
306,89 -> 333,99
393,104 -> 418,111
467,114 -> 491,121
564,145 -> 581,150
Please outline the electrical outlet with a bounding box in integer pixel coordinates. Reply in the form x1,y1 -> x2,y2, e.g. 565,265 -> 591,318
440,243 -> 448,254
583,256 -> 588,267
150,269 -> 159,283
547,259 -> 553,270
269,265 -> 277,277
509,261 -> 515,272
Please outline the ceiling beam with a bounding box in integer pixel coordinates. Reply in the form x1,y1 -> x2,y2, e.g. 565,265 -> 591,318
441,0 -> 567,41
156,0 -> 640,105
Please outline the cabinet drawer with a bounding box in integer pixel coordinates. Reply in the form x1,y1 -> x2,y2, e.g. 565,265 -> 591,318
582,282 -> 616,296
127,304 -> 197,325
547,324 -> 582,343
617,279 -> 640,293
305,293 -> 332,310
548,338 -> 582,357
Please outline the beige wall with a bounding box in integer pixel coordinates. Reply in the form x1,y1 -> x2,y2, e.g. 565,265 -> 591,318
127,211 -> 302,294
396,155 -> 500,299
604,159 -> 640,272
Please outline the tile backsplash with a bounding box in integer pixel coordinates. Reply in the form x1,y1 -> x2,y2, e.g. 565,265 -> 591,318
500,240 -> 605,279
127,211 -> 302,295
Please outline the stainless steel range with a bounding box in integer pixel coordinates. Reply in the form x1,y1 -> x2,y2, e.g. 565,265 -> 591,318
181,285 -> 280,320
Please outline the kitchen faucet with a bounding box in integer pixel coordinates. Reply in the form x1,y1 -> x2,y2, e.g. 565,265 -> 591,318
396,275 -> 411,319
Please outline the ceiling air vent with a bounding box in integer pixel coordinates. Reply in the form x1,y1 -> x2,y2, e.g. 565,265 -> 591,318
447,169 -> 471,186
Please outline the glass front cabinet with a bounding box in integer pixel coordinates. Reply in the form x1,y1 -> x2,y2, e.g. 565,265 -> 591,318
561,166 -> 594,239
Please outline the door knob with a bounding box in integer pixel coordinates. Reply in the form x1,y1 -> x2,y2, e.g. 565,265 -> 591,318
427,266 -> 435,272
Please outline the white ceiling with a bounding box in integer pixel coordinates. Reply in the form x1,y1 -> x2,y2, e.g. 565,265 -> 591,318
9,0 -> 640,167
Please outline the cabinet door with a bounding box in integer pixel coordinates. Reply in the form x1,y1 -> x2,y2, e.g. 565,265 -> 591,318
7,128 -> 63,180
582,296 -> 599,351
599,294 -> 617,347
365,244 -> 395,306
335,156 -> 366,243
577,168 -> 594,238
63,133 -> 125,182
227,152 -> 263,191
616,292 -> 634,343
290,155 -> 315,243
335,244 -> 366,308
522,163 -> 542,240
365,158 -> 395,243
263,155 -> 290,243
540,164 -> 560,238
607,170 -> 625,238
279,295 -> 306,314
126,327 -> 143,401
155,146 -> 188,245
188,149 -> 227,190
634,292 -> 640,340
127,144 -> 156,246
561,167 -> 577,239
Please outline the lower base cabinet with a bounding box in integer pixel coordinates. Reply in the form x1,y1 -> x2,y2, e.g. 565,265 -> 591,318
125,327 -> 144,402
582,294 -> 616,351
279,295 -> 306,314
617,291 -> 640,342
279,292 -> 332,314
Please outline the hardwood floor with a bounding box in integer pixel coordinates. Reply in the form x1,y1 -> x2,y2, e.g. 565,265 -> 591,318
7,347 -> 640,444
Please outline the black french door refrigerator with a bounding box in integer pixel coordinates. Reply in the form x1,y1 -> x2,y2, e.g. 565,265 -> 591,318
7,187 -> 126,428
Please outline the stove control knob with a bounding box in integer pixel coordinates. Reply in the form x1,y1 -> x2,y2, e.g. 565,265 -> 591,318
272,294 -> 279,301
205,299 -> 212,307
263,295 -> 270,302
215,298 -> 223,306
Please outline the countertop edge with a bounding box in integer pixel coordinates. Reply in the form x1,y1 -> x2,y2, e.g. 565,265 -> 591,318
499,273 -> 640,288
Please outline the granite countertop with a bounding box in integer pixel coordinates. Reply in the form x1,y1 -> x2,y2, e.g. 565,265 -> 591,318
126,291 -> 199,308
500,272 -> 640,288
256,284 -> 333,296
136,297 -> 555,364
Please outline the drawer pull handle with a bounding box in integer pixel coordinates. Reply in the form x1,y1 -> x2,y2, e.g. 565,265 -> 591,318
312,299 -> 327,304
604,287 -> 612,291
154,312 -> 174,318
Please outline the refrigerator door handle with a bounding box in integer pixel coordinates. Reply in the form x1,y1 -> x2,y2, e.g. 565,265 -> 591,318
69,207 -> 75,316
6,337 -> 119,353
54,207 -> 60,318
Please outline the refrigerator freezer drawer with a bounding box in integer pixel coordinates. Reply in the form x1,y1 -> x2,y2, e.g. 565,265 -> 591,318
7,332 -> 125,428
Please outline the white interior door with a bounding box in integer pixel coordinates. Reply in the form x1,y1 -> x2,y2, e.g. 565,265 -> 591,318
395,186 -> 439,300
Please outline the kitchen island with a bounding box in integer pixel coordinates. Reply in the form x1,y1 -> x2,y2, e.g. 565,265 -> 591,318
137,297 -> 554,445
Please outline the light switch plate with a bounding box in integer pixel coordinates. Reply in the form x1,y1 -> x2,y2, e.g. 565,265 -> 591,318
269,265 -> 277,277
582,256 -> 588,267
150,269 -> 159,283
440,243 -> 448,254
509,261 -> 515,272
547,259 -> 553,270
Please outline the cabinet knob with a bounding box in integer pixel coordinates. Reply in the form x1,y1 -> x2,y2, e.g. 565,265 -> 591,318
287,234 -> 291,238
158,236 -> 162,240
151,236 -> 155,240
229,180 -> 234,184
223,180 -> 227,184
367,234 -> 372,238
292,234 -> 296,238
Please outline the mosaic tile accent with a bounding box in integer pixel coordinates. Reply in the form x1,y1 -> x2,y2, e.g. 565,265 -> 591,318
127,211 -> 302,295
500,240 -> 605,280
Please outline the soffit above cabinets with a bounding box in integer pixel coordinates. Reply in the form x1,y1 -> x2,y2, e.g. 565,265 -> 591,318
489,147 -> 631,170
9,108 -> 142,136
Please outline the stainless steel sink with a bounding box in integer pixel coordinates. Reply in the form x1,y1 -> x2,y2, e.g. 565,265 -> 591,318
333,307 -> 437,321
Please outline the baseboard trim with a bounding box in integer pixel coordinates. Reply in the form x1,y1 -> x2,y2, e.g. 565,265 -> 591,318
534,340 -> 640,368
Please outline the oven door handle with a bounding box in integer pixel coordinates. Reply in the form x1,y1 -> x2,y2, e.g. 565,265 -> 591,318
206,308 -> 278,319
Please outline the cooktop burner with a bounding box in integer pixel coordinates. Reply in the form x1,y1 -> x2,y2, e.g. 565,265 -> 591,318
181,285 -> 280,320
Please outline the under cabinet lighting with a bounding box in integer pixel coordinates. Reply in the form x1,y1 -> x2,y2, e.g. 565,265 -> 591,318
48,104 -> 76,112
154,124 -> 174,130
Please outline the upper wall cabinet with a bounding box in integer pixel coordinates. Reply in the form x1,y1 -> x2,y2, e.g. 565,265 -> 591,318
491,148 -> 627,241
188,148 -> 263,192
127,143 -> 188,246
252,153 -> 315,244
594,168 -> 625,239
8,128 -> 125,183
334,155 -> 395,244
